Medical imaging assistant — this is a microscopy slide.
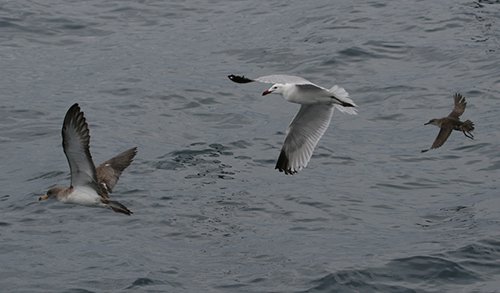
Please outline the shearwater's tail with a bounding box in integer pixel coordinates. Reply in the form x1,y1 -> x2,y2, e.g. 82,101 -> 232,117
461,120 -> 474,132
329,85 -> 358,115
105,200 -> 133,215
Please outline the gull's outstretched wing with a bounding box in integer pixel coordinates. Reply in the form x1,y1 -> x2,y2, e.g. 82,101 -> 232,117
228,74 -> 313,85
62,103 -> 98,189
276,104 -> 334,174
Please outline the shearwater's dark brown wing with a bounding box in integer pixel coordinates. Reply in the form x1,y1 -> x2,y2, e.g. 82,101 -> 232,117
422,126 -> 453,153
96,147 -> 137,193
448,93 -> 467,119
62,103 -> 99,190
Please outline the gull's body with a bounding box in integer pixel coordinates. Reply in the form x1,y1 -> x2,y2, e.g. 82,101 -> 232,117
228,74 -> 357,174
39,103 -> 137,215
422,93 -> 474,153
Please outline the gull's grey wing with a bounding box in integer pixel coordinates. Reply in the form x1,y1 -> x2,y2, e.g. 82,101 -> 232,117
295,83 -> 329,93
254,75 -> 313,85
295,84 -> 358,110
228,74 -> 313,85
276,104 -> 334,174
448,93 -> 467,119
96,147 -> 137,193
62,103 -> 98,189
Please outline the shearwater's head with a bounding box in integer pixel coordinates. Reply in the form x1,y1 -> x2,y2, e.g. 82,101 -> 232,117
262,83 -> 286,96
39,186 -> 66,201
424,118 -> 440,126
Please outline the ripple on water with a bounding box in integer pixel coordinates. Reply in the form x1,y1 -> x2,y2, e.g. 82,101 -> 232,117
63,289 -> 96,293
305,237 -> 500,292
152,142 -> 248,181
125,277 -> 184,290
304,254 -> 481,292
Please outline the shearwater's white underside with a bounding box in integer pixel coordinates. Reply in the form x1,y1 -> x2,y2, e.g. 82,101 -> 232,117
62,185 -> 102,206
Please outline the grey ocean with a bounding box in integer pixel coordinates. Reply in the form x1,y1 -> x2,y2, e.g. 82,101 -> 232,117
1,0 -> 500,292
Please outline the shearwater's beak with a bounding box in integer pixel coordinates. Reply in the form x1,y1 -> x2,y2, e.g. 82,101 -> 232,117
424,121 -> 431,125
262,89 -> 273,96
39,194 -> 49,201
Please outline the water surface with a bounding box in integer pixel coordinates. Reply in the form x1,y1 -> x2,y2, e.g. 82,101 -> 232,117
1,0 -> 500,292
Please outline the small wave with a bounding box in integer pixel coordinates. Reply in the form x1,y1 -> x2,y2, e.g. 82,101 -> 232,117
305,255 -> 480,292
125,277 -> 183,290
303,238 -> 500,293
63,289 -> 96,293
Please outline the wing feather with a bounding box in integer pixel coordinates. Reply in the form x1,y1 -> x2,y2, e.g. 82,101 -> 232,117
430,127 -> 453,150
255,75 -> 313,85
62,104 -> 98,189
228,74 -> 313,85
276,105 -> 334,174
448,93 -> 467,118
96,147 -> 137,193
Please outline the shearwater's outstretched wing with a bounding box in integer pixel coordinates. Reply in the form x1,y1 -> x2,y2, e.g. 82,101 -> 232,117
96,147 -> 137,193
448,93 -> 467,119
62,103 -> 98,189
421,126 -> 453,153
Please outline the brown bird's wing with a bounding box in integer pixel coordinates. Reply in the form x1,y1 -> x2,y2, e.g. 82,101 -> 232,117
62,104 -> 99,190
448,93 -> 467,118
430,126 -> 453,150
96,147 -> 137,193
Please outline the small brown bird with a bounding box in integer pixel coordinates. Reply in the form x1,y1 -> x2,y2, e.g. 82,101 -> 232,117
422,93 -> 474,153
39,103 -> 137,215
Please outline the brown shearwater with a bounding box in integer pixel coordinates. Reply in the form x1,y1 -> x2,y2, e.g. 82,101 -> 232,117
422,93 -> 474,153
39,103 -> 137,215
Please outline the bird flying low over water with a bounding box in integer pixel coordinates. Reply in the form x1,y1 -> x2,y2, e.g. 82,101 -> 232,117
422,93 -> 474,153
39,103 -> 137,215
228,74 -> 358,175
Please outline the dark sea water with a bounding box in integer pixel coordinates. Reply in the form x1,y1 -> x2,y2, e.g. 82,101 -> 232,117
1,0 -> 500,292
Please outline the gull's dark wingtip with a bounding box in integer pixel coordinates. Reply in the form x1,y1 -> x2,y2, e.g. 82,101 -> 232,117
275,150 -> 297,175
341,101 -> 356,107
228,74 -> 254,84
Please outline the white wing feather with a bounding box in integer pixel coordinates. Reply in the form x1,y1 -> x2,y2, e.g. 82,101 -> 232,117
277,104 -> 334,173
254,75 -> 314,85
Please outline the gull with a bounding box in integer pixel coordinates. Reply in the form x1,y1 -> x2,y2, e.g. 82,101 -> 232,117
422,93 -> 474,153
228,74 -> 358,175
39,103 -> 137,215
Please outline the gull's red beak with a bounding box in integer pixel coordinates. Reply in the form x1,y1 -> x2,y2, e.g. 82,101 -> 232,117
262,90 -> 272,96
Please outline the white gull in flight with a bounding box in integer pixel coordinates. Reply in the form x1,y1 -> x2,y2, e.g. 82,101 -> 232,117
228,74 -> 358,175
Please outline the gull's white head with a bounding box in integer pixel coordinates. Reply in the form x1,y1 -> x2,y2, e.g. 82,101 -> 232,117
262,83 -> 285,96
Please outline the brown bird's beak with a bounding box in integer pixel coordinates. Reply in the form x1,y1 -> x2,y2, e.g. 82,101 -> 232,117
39,194 -> 49,201
424,122 -> 430,125
262,89 -> 272,96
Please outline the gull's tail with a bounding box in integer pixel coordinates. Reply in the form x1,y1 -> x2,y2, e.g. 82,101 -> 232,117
329,85 -> 358,115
